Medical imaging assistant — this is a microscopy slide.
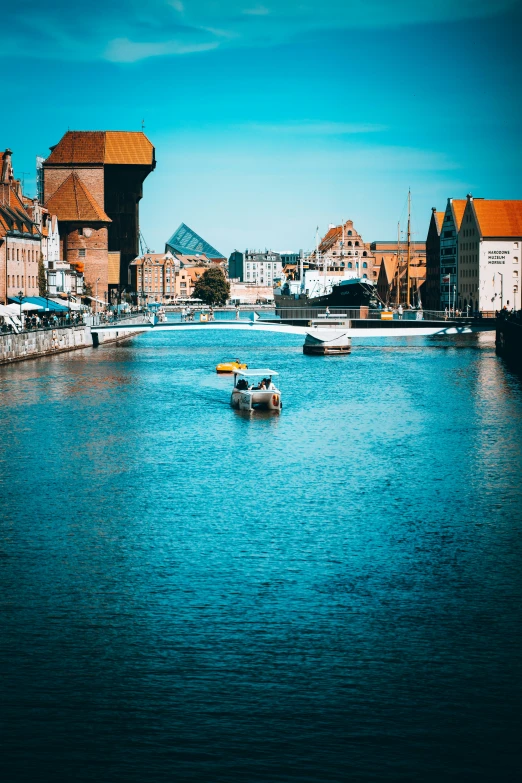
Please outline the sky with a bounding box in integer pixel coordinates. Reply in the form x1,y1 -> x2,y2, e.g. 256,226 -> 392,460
2,0 -> 522,255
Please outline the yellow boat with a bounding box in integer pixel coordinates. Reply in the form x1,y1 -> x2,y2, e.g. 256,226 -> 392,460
216,359 -> 248,374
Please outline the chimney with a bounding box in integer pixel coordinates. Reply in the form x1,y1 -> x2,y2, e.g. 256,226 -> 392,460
1,149 -> 13,184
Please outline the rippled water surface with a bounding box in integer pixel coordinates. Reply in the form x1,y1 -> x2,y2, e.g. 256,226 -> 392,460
1,327 -> 522,782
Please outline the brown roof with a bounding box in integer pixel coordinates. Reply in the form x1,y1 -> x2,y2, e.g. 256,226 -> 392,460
46,131 -> 154,166
130,253 -> 176,265
45,172 -> 111,222
473,200 -> 522,238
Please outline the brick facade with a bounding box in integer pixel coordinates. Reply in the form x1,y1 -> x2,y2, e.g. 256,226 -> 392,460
62,226 -> 109,303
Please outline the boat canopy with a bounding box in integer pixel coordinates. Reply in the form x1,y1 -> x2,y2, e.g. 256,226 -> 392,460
233,368 -> 279,377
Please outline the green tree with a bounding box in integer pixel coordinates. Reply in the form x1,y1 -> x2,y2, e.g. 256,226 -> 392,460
192,267 -> 230,306
38,254 -> 47,297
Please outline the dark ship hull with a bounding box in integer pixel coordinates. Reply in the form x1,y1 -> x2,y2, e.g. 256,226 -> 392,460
275,279 -> 382,317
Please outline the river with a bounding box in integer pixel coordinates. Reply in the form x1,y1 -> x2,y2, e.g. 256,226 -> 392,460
1,327 -> 521,782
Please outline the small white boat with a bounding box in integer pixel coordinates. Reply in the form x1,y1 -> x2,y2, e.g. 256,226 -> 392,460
230,369 -> 282,412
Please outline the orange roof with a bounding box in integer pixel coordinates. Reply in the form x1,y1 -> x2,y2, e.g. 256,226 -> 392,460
379,256 -> 398,283
45,172 -> 111,222
46,131 -> 154,166
473,200 -> 522,238
449,199 -> 466,230
435,211 -> 445,231
319,226 -> 342,253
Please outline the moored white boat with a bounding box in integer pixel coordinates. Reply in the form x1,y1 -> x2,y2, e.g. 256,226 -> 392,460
230,369 -> 282,412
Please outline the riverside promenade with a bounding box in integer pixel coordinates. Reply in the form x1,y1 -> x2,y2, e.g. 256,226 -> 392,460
0,313 -> 147,365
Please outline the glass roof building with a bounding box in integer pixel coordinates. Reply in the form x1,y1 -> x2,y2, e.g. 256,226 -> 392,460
166,223 -> 225,261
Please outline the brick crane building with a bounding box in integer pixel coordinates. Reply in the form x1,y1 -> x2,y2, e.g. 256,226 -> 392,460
43,131 -> 155,303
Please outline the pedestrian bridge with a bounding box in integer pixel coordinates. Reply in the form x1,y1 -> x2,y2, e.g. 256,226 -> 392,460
91,313 -> 496,344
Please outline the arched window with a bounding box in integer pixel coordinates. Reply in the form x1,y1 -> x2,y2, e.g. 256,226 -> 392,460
348,262 -> 352,269
363,262 -> 368,268
347,230 -> 352,236
355,241 -> 359,246
348,241 -> 352,246
363,251 -> 367,257
363,273 -> 368,278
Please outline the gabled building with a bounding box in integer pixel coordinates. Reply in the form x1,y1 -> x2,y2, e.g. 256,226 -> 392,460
45,171 -> 112,303
371,239 -> 426,305
0,149 -> 41,304
424,208 -> 445,310
458,196 -> 522,312
43,130 -> 155,302
439,199 -> 466,310
311,220 -> 378,280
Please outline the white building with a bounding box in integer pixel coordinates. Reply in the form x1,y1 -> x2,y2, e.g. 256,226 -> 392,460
458,196 -> 522,313
244,250 -> 283,286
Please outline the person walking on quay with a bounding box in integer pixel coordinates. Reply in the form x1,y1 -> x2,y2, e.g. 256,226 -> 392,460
325,306 -> 330,318
235,305 -> 240,320
398,304 -> 403,320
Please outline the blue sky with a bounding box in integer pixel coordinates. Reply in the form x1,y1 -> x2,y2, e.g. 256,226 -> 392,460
3,0 -> 522,255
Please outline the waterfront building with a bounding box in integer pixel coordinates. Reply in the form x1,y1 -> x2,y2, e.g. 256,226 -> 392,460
371,239 -> 426,305
228,250 -> 244,280
130,252 -> 209,302
376,255 -> 426,306
457,196 -> 522,312
310,220 -> 379,280
424,208 -> 445,310
439,199 -> 466,310
42,131 -> 155,302
46,262 -> 84,299
229,282 -> 274,304
130,252 -> 179,302
166,224 -> 225,266
0,149 -> 41,304
244,250 -> 283,285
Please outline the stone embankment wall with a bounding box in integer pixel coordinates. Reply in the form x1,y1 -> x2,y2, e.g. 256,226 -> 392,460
0,326 -> 93,365
496,318 -> 522,367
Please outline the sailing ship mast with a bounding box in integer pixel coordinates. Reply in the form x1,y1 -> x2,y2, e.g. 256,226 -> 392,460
396,221 -> 401,307
406,189 -> 411,307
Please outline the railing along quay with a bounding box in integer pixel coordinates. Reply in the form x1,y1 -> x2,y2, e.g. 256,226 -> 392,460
0,310 -> 146,336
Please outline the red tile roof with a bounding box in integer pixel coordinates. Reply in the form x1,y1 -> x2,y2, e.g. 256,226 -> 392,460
473,200 -> 522,238
45,172 -> 111,222
46,131 -> 154,166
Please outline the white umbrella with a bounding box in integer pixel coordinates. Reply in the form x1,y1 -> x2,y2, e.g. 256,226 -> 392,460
5,302 -> 43,313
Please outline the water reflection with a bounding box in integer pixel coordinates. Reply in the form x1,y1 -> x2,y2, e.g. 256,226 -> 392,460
1,329 -> 522,782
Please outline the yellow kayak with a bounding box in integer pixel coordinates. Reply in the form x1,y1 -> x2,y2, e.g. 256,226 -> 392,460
216,359 -> 248,374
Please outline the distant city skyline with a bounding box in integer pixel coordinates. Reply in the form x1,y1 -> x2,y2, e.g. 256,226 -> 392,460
3,0 -> 521,256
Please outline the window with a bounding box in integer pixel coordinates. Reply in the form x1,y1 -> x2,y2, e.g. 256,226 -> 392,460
355,241 -> 359,246
347,230 -> 352,236
348,262 -> 352,268
78,227 -> 83,236
363,262 -> 368,268
79,249 -> 86,258
363,251 -> 367,257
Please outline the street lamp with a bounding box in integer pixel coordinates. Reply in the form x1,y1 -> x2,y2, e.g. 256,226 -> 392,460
18,289 -> 24,326
498,272 -> 504,309
95,277 -> 101,315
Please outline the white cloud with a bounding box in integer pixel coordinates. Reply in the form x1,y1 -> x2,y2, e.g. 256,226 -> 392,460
242,6 -> 271,15
1,0 -> 518,62
105,37 -> 219,63
244,121 -> 387,135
